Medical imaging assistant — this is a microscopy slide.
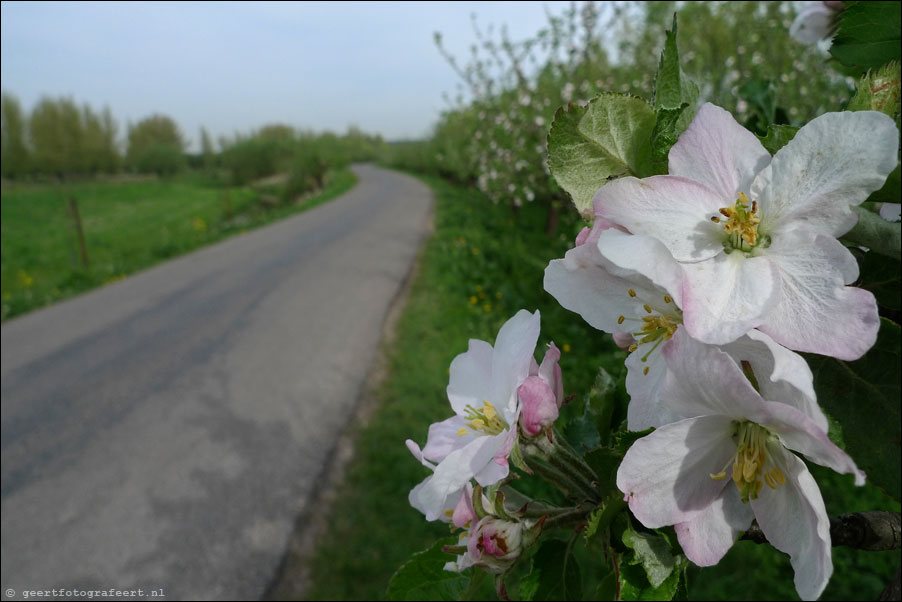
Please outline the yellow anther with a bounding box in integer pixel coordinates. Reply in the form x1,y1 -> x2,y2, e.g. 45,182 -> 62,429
628,343 -> 638,352
719,192 -> 761,249
483,402 -> 497,421
663,295 -> 672,304
643,303 -> 652,314
764,473 -> 777,489
457,427 -> 468,437
470,418 -> 485,430
643,366 -> 649,375
617,315 -> 626,324
711,216 -> 721,223
444,509 -> 454,517
719,207 -> 732,217
771,468 -> 786,486
710,471 -> 727,481
628,288 -> 637,297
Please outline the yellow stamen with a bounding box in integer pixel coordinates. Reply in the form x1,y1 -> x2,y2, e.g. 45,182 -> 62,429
710,470 -> 727,480
643,303 -> 652,314
663,295 -> 672,304
617,315 -> 626,324
628,343 -> 638,352
718,192 -> 761,250
628,288 -> 637,297
643,366 -> 649,375
713,422 -> 784,503
470,418 -> 485,430
457,427 -> 468,437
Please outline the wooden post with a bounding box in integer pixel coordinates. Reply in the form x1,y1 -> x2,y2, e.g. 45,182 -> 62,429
67,196 -> 89,268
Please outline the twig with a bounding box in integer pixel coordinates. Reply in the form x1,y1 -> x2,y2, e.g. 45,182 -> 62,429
741,511 -> 901,551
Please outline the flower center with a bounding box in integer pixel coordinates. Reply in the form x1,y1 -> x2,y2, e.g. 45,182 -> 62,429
618,289 -> 682,375
710,421 -> 786,503
712,192 -> 764,252
457,400 -> 508,436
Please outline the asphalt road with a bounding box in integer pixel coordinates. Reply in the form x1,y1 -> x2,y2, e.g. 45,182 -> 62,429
0,165 -> 433,600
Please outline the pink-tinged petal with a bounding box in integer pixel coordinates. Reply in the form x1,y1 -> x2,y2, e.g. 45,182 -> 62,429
452,483 -> 477,528
544,244 -> 664,335
518,376 -> 559,436
575,215 -> 626,247
760,401 -> 865,485
617,416 -> 737,528
594,175 -> 726,262
660,328 -> 766,420
669,103 -> 772,201
447,339 -> 494,416
613,332 -> 636,350
491,310 -> 541,417
720,330 -> 826,432
759,227 -> 879,360
752,111 -> 899,238
422,416 -> 473,463
675,485 -> 753,567
681,252 -> 781,345
406,439 -> 435,470
624,338 -> 677,430
597,229 -> 684,307
750,446 -> 832,601
537,342 -> 563,406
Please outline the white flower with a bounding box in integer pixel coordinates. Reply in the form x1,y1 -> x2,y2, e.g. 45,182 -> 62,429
616,329 -> 864,601
407,310 -> 541,521
790,1 -> 844,45
545,225 -> 823,431
595,103 -> 898,359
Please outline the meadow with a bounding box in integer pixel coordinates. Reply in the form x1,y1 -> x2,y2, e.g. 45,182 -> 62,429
0,169 -> 356,321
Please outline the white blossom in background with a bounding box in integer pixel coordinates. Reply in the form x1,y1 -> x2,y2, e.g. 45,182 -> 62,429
790,1 -> 844,45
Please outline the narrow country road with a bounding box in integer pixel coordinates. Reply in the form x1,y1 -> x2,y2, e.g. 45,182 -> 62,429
0,165 -> 433,600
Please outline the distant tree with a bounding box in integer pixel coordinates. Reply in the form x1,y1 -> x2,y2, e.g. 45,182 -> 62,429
29,96 -> 85,178
127,114 -> 185,175
82,105 -> 120,174
1,91 -> 29,179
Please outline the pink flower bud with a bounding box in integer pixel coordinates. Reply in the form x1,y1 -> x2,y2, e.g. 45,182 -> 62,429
518,375 -> 558,437
464,517 -> 524,574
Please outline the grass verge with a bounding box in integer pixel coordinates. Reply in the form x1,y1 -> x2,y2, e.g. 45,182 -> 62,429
1,169 -> 356,320
306,174 -> 900,601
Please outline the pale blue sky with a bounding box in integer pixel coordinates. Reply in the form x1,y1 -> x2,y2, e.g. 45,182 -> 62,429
1,1 -> 583,148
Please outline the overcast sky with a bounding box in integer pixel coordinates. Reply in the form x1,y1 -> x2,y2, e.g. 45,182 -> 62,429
1,1 -> 582,148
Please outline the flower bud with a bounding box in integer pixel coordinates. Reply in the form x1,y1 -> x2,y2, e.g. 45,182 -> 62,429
464,517 -> 524,574
518,375 -> 559,437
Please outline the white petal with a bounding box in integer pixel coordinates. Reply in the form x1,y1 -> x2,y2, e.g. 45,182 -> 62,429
879,202 -> 901,222
408,475 -> 462,522
681,252 -> 781,345
597,229 -> 684,307
790,2 -> 835,44
491,310 -> 541,416
544,244 -> 665,335
422,416 -> 473,463
617,416 -> 737,528
660,328 -> 766,420
594,175 -> 726,262
447,339 -> 494,416
675,485 -> 753,567
760,401 -> 865,485
720,330 -> 826,432
625,337 -> 678,430
759,227 -> 879,360
752,110 -> 900,237
750,446 -> 832,601
669,103 -> 772,201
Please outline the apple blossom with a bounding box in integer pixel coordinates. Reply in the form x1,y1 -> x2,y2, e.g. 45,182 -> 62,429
518,342 -> 564,437
616,328 -> 864,601
407,309 -> 544,521
595,103 -> 898,359
790,1 -> 844,45
545,225 -> 824,431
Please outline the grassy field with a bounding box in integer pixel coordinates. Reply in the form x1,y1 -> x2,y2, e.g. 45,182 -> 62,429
0,169 -> 356,321
305,174 -> 900,601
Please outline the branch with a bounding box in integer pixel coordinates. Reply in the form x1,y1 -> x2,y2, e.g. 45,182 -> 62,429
878,566 -> 900,601
741,511 -> 901,551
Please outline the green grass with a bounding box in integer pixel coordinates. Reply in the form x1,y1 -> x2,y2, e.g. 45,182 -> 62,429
0,169 -> 356,320
306,175 -> 900,601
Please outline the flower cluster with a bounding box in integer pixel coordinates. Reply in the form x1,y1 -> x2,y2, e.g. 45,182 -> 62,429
544,103 -> 897,600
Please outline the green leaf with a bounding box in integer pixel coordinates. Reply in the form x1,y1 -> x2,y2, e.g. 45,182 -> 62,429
387,537 -> 471,601
847,61 -> 901,120
806,318 -> 902,502
619,559 -> 685,601
858,251 -> 902,310
547,94 -> 656,216
738,79 -> 777,132
622,526 -> 682,589
830,1 -> 901,71
650,105 -> 689,175
520,539 -> 582,601
868,164 -> 901,204
583,446 -> 620,495
842,205 -> 902,260
755,124 -> 799,155
653,14 -> 699,130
